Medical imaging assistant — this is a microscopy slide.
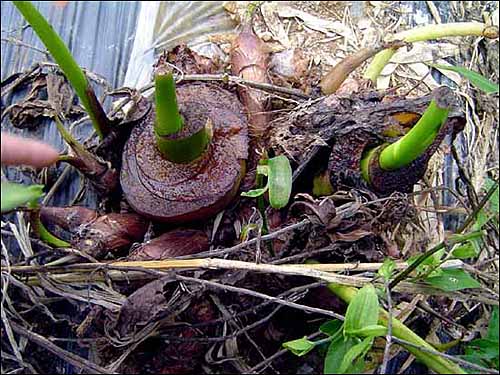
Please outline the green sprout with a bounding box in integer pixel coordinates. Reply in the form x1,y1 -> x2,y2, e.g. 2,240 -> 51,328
364,22 -> 498,83
241,155 -> 292,209
326,283 -> 466,374
361,89 -> 450,183
13,1 -> 110,139
154,71 -> 210,163
1,181 -> 69,247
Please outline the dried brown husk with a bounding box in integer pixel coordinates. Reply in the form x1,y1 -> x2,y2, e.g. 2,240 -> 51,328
40,206 -> 98,231
128,229 -> 209,260
231,25 -> 270,143
72,213 -> 149,259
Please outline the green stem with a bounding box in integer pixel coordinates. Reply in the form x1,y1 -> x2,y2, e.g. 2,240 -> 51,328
154,71 -> 210,163
154,72 -> 183,136
360,88 -> 451,182
327,284 -> 466,374
256,159 -> 275,257
13,1 -> 109,139
27,203 -> 70,248
33,213 -> 70,248
378,97 -> 450,170
364,22 -> 498,83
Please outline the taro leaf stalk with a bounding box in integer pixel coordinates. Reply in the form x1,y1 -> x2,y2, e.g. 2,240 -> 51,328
364,22 -> 499,83
13,1 -> 110,139
361,86 -> 451,184
54,116 -> 119,195
154,70 -> 210,163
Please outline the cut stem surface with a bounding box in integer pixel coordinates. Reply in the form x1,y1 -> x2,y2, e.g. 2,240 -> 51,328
154,72 -> 210,163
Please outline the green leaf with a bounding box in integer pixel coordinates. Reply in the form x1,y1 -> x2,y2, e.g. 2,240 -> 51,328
241,184 -> 269,198
338,336 -> 373,374
256,165 -> 269,176
282,336 -> 316,357
430,64 -> 499,93
348,325 -> 388,337
451,243 -> 477,259
467,339 -> 499,359
425,268 -> 481,291
267,155 -> 292,209
320,320 -> 343,337
486,307 -> 499,343
344,284 -> 380,336
378,258 -> 396,281
484,178 -> 499,214
1,182 -> 44,213
324,336 -> 358,374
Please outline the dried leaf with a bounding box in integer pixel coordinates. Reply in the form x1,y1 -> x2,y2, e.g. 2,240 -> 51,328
276,5 -> 354,40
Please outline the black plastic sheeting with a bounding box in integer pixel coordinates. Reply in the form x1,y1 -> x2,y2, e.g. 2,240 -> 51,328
1,1 -> 140,208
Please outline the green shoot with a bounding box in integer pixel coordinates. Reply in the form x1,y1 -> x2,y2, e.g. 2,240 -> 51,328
1,181 -> 70,247
378,96 -> 450,170
1,181 -> 44,213
13,1 -> 109,139
154,71 -> 210,163
364,22 -> 498,83
241,155 -> 292,209
31,211 -> 70,248
154,72 -> 183,136
361,88 -> 451,182
327,283 -> 466,374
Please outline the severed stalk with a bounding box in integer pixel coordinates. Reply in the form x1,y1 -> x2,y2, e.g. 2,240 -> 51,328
154,70 -> 210,163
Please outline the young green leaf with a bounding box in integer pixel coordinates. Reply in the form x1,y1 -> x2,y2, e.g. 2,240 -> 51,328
348,325 -> 388,337
378,258 -> 396,281
256,164 -> 269,176
484,178 -> 499,214
282,336 -> 316,356
338,336 -> 373,374
1,182 -> 44,213
267,155 -> 292,209
425,268 -> 481,291
463,307 -> 499,370
451,243 -> 477,259
320,320 -> 343,337
344,284 -> 380,336
241,184 -> 269,198
486,307 -> 499,343
430,64 -> 499,93
324,336 -> 360,374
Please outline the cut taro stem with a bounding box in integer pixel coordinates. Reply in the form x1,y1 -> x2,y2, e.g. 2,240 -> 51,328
154,71 -> 210,163
364,22 -> 499,83
361,86 -> 451,182
13,1 -> 110,139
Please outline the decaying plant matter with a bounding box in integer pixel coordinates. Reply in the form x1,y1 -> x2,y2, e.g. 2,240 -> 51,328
2,2 -> 499,375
